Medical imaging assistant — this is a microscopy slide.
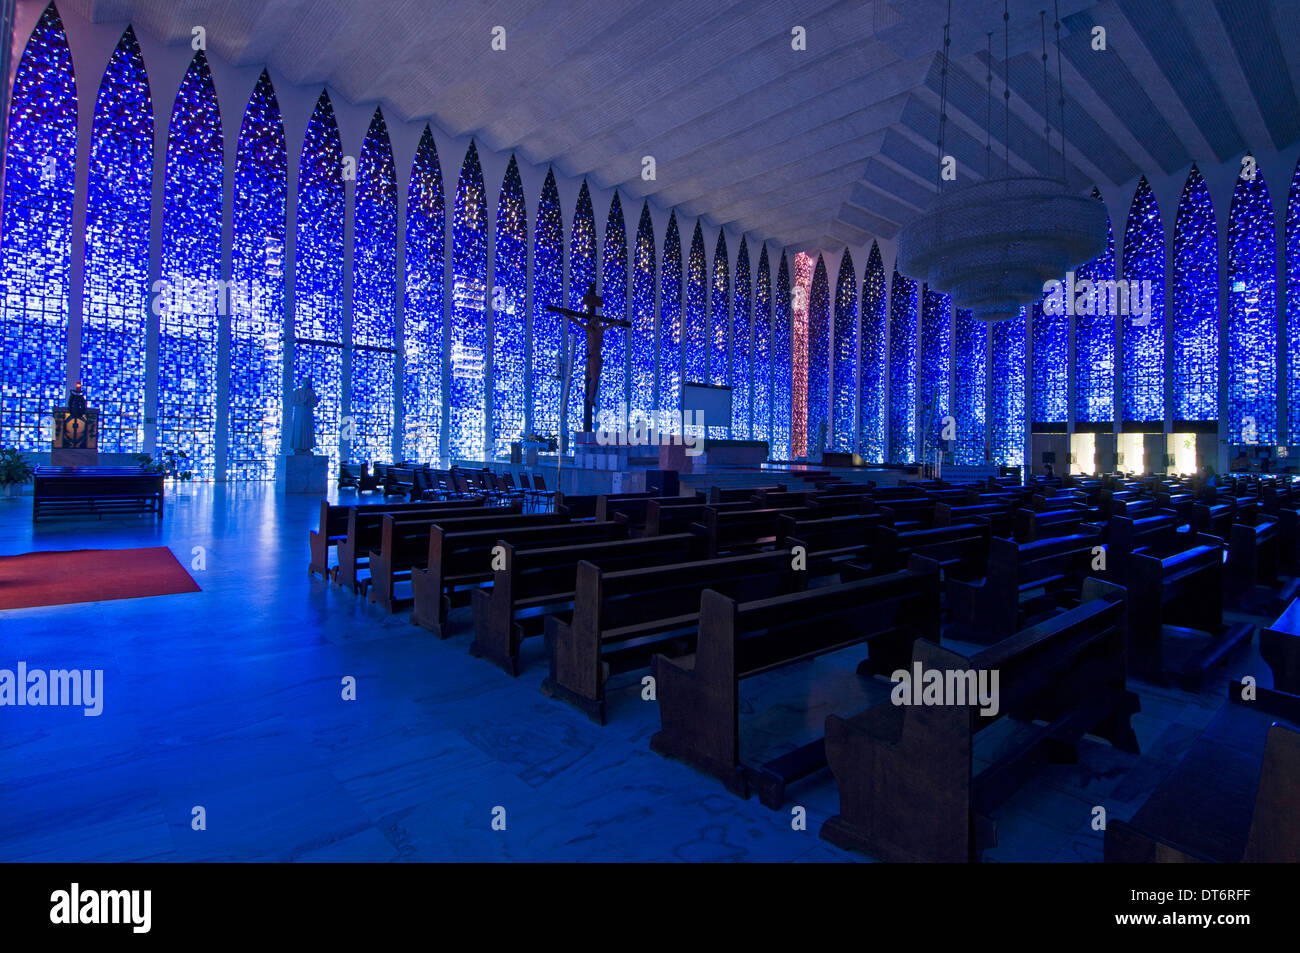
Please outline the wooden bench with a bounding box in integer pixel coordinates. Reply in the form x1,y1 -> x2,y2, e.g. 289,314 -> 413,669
367,508 -> 554,611
695,505 -> 814,557
866,520 -> 991,577
594,492 -> 702,526
823,580 -> 1139,862
382,466 -> 418,499
779,513 -> 879,561
468,532 -> 704,675
1013,505 -> 1088,543
542,550 -> 806,723
333,499 -> 496,591
948,531 -> 1102,641
934,501 -> 1014,539
338,462 -> 380,493
650,555 -> 942,807
1226,512 -> 1280,605
32,467 -> 165,522
1105,712 -> 1299,862
643,499 -> 756,536
311,497 -> 487,580
409,519 -> 627,637
708,484 -> 786,503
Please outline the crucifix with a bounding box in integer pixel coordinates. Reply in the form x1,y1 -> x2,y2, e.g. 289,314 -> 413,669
546,283 -> 631,434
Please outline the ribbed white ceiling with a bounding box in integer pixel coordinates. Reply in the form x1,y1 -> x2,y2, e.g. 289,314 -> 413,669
66,0 -> 1300,251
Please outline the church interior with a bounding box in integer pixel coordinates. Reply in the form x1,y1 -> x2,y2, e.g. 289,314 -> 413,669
2,0 -> 1300,872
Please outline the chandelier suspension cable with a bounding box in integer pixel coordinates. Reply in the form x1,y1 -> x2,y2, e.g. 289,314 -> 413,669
1055,0 -> 1067,185
1002,0 -> 1011,176
1040,11 -> 1052,179
937,0 -> 952,192
986,31 -> 993,180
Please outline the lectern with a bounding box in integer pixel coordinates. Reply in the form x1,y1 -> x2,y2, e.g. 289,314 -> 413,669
51,381 -> 99,466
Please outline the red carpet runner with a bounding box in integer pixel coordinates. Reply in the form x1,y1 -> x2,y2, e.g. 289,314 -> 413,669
0,547 -> 201,610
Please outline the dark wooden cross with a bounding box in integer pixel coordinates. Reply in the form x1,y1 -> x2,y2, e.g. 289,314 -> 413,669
545,283 -> 631,433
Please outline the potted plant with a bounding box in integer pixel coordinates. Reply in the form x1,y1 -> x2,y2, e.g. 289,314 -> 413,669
0,447 -> 34,497
134,449 -> 194,489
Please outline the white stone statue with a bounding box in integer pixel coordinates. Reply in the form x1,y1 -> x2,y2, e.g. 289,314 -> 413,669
289,377 -> 320,454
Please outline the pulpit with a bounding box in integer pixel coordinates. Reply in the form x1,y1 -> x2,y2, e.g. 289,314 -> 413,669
51,382 -> 99,466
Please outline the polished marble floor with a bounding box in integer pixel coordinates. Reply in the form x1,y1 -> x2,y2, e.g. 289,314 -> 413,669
0,485 -> 1280,862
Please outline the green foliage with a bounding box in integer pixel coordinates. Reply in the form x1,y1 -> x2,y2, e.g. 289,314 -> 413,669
0,447 -> 34,486
134,449 -> 193,481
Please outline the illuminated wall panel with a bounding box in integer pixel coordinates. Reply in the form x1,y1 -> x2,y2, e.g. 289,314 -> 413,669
1227,162 -> 1277,444
293,91 -> 345,471
830,250 -> 857,452
887,269 -> 917,463
228,70 -> 285,480
708,231 -> 730,437
568,181 -> 596,437
1173,165 -> 1218,423
771,252 -> 792,459
600,192 -> 627,427
158,52 -> 222,479
1287,158 -> 1300,441
1121,176 -> 1166,423
990,310 -> 1027,470
1031,297 -> 1067,424
792,252 -> 812,456
752,246 -> 772,446
81,26 -> 151,455
732,237 -> 751,438
858,243 -> 887,463
531,170 -> 564,443
492,155 -> 527,454
402,126 -> 444,462
952,307 -> 987,464
658,212 -> 682,418
0,4 -> 76,450
1073,197 -> 1116,423
684,222 -> 707,387
629,201 -> 656,418
450,141 -> 488,458
918,284 -> 951,459
806,254 -> 831,454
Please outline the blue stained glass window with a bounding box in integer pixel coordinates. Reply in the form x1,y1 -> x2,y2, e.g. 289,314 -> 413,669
629,202 -> 656,419
403,126 -> 444,463
772,252 -> 793,459
492,155 -> 527,455
158,52 -> 222,479
1074,195 -> 1116,423
0,4 -> 76,451
806,254 -> 831,452
732,238 -> 751,438
990,310 -> 1027,469
350,108 -> 397,465
294,91 -> 344,472
81,26 -> 150,455
684,223 -> 707,389
1121,176 -> 1166,422
752,246 -> 772,446
1173,166 -> 1218,423
858,243 -> 887,463
1287,158 -> 1300,441
228,69 -> 285,481
531,169 -> 564,444
450,141 -> 487,459
1227,161 -> 1277,445
657,212 -> 682,418
708,231 -> 730,437
918,285 -> 951,459
887,269 -> 918,463
830,251 -> 857,453
600,192 -> 627,427
567,181 -> 596,438
1031,298 -> 1067,423
952,308 -> 987,465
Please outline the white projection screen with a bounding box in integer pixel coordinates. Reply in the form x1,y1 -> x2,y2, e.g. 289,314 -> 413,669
681,383 -> 732,432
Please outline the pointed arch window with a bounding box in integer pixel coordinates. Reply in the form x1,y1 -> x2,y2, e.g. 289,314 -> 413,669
492,156 -> 527,455
629,202 -> 656,418
1121,177 -> 1166,423
830,251 -> 857,452
732,238 -> 752,438
952,308 -> 987,465
531,170 -> 564,443
887,269 -> 918,463
752,247 -> 772,445
772,252 -> 793,460
919,285 -> 951,459
567,181 -> 596,439
1227,161 -> 1277,444
657,213 -> 682,418
991,311 -> 1027,469
806,254 -> 831,452
858,243 -> 887,463
403,127 -> 445,462
1173,166 -> 1218,423
1074,196 -> 1116,423
450,142 -> 488,458
600,193 -> 627,427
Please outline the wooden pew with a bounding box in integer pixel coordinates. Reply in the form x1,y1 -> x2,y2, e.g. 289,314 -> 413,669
1105,714 -> 1300,862
1248,597 -> 1300,721
31,467 -> 165,521
367,508 -> 549,610
469,532 -> 704,675
696,505 -> 814,557
708,484 -> 785,503
947,531 -> 1102,641
822,580 -> 1140,862
595,492 -> 703,527
1013,505 -> 1088,543
331,498 -> 493,590
643,499 -> 756,536
650,555 -> 942,807
338,462 -> 380,493
409,519 -> 626,637
1225,511 -> 1280,605
866,520 -> 991,577
382,466 -> 418,499
542,550 -> 806,723
779,513 -> 880,562
557,491 -> 658,521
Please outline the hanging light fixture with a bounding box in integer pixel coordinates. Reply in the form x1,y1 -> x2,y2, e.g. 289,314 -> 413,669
896,1 -> 1108,322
